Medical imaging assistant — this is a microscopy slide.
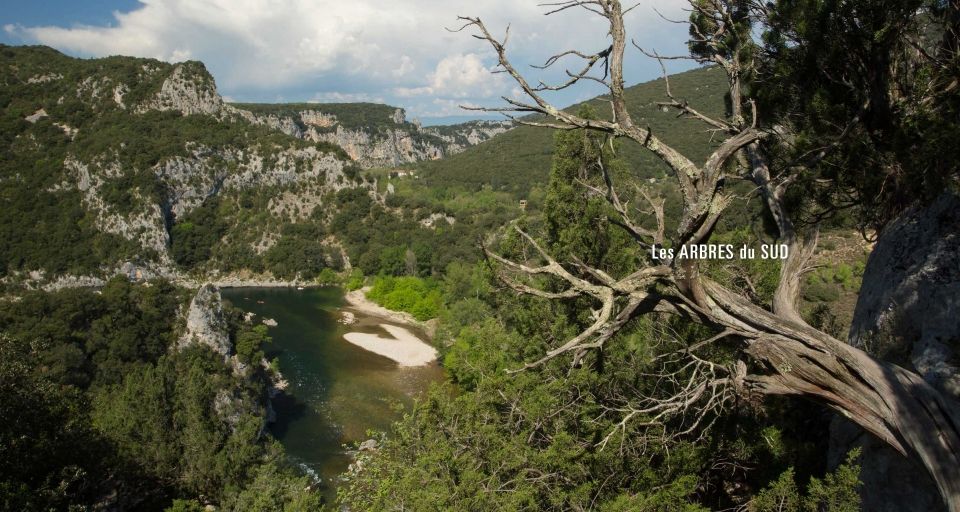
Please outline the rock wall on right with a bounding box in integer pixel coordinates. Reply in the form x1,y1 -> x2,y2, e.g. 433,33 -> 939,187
831,191 -> 960,512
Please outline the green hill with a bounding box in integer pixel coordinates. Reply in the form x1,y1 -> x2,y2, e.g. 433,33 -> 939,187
413,66 -> 729,196
0,45 -> 361,283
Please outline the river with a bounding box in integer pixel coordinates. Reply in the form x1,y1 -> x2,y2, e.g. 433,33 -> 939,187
220,286 -> 445,501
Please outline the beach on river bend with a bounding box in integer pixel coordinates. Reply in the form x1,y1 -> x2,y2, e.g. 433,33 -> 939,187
341,287 -> 439,366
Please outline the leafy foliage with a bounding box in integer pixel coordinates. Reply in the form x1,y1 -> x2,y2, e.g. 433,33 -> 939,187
750,450 -> 862,512
757,0 -> 960,231
367,275 -> 442,321
0,279 -> 319,510
0,45 -> 349,279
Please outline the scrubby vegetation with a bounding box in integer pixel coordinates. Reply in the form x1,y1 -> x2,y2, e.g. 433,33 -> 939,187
5,0 -> 958,506
412,66 -> 728,197
0,44 -> 349,280
367,276 -> 442,321
0,278 -> 316,510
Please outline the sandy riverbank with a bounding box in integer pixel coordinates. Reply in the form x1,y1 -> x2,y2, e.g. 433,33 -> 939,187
343,324 -> 439,367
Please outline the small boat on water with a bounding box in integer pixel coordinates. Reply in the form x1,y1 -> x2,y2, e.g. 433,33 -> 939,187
297,286 -> 305,290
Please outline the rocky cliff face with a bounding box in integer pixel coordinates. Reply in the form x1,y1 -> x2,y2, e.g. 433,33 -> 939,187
849,192 -> 960,398
176,284 -> 277,430
136,62 -> 225,116
2,46 -> 505,286
64,157 -> 173,264
126,60 -> 511,169
235,106 -> 511,168
55,142 -> 353,271
1,46 -> 374,284
830,192 -> 960,512
178,283 -> 232,359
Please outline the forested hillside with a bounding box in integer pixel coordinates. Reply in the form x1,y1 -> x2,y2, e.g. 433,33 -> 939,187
0,45 -> 508,288
0,279 -> 321,510
412,66 -> 728,196
339,1 -> 959,511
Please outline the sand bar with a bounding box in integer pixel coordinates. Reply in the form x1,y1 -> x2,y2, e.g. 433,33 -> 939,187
343,324 -> 439,366
343,287 -> 421,326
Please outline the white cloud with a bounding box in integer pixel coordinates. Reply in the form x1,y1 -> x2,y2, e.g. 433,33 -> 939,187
311,91 -> 385,103
394,53 -> 506,98
8,0 -> 692,118
392,55 -> 415,78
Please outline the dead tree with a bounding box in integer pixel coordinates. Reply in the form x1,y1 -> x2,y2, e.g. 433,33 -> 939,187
454,1 -> 960,508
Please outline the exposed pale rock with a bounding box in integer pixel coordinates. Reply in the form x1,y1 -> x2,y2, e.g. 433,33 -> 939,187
849,192 -> 960,397
178,284 -> 232,359
27,73 -> 62,84
76,76 -> 112,101
113,84 -> 129,108
53,122 -> 78,139
24,108 -> 48,123
234,106 -> 511,168
66,157 -> 172,262
419,212 -> 455,229
831,192 -> 960,512
299,110 -> 337,128
138,63 -> 224,116
41,275 -> 106,291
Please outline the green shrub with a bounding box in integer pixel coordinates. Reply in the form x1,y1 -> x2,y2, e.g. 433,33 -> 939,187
316,267 -> 340,285
235,324 -> 271,364
344,269 -> 365,290
367,276 -> 441,320
750,449 -> 861,512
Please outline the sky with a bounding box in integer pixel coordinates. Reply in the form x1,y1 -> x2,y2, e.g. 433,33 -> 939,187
1,0 -> 696,124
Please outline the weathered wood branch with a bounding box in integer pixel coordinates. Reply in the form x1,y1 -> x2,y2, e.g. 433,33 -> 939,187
463,0 -> 960,507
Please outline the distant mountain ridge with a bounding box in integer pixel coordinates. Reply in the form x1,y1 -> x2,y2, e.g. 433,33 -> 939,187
231,101 -> 511,167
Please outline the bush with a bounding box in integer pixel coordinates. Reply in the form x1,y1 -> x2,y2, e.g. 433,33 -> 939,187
750,449 -> 861,512
367,276 -> 441,320
235,324 -> 271,364
345,269 -> 365,290
316,267 -> 340,285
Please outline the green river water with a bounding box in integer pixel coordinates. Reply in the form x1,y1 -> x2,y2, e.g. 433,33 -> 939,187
220,287 -> 444,500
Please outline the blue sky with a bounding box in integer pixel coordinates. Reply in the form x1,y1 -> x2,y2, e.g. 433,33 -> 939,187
2,1 -> 695,124
1,1 -> 140,36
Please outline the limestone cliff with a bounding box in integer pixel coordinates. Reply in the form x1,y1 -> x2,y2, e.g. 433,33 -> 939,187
233,104 -> 511,168
1,45 -> 505,287
136,62 -> 224,116
1,45 -> 373,285
125,59 -> 511,169
177,283 -> 232,359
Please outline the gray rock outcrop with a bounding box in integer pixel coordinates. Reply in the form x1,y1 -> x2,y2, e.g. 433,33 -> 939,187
831,192 -> 960,512
237,107 -> 511,168
177,284 -> 232,360
137,63 -> 225,117
848,192 -> 960,397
